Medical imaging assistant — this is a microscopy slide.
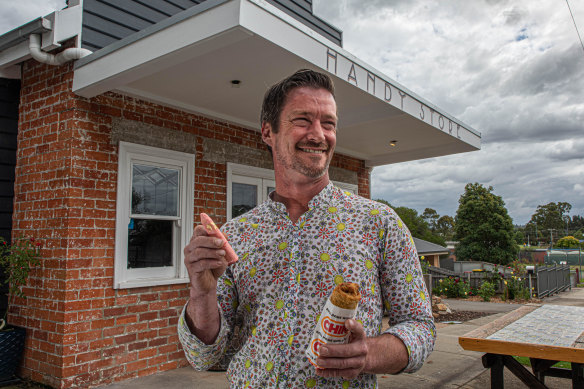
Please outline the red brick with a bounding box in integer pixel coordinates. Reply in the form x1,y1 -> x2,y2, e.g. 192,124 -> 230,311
75,351 -> 101,364
116,314 -> 137,325
115,334 -> 136,345
125,359 -> 148,373
138,348 -> 158,359
76,330 -> 102,342
147,355 -> 168,366
128,341 -> 148,352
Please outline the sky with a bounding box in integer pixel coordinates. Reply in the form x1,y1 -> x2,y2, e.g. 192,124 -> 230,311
311,0 -> 584,225
1,0 -> 583,225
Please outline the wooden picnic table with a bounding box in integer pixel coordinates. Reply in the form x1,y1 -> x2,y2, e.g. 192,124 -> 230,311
459,304 -> 584,388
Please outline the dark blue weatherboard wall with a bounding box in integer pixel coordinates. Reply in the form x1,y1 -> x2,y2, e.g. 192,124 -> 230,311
81,0 -> 203,51
81,0 -> 342,51
0,78 -> 19,243
265,0 -> 341,46
0,77 -> 20,317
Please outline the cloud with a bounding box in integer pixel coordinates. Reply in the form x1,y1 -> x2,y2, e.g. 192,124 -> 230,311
544,139 -> 584,162
0,1 -> 66,34
314,0 -> 584,224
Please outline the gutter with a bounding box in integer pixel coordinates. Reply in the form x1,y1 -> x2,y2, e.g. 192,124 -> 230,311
0,17 -> 52,52
29,34 -> 91,66
0,3 -> 91,73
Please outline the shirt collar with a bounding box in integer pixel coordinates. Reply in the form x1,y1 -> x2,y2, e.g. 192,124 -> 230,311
267,182 -> 336,214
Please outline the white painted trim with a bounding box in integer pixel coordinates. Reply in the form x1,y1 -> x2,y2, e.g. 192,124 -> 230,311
42,4 -> 85,51
114,142 -> 194,289
227,163 -> 275,220
0,42 -> 32,68
116,277 -> 190,290
226,162 -> 358,218
228,162 -> 275,180
72,1 -> 243,97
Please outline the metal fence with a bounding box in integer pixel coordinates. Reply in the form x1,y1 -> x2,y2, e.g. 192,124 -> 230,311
425,264 -> 571,298
536,264 -> 571,298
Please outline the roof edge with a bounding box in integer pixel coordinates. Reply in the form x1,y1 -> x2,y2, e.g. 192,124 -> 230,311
75,0 -> 231,69
0,18 -> 52,52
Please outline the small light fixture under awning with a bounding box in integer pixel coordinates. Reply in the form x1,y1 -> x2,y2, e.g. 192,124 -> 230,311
389,140 -> 397,147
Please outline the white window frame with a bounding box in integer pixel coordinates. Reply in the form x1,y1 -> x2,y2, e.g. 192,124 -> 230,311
226,163 -> 359,220
334,181 -> 358,194
114,142 -> 194,289
227,163 -> 275,221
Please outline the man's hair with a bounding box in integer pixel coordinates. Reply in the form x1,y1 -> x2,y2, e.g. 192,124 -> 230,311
260,69 -> 335,134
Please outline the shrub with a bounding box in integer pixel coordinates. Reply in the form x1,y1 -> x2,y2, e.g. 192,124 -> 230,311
0,236 -> 41,297
505,275 -> 530,300
478,281 -> 496,302
433,277 -> 471,298
484,266 -> 504,289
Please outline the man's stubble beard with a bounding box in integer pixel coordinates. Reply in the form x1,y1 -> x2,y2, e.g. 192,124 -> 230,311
275,145 -> 333,179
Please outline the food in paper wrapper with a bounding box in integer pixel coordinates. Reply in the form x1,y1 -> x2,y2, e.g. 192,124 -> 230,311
305,282 -> 361,367
200,213 -> 238,265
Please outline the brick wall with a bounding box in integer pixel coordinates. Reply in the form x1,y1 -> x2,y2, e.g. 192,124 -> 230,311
11,60 -> 370,388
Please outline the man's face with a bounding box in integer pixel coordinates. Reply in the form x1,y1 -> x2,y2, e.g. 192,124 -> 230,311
263,87 -> 337,180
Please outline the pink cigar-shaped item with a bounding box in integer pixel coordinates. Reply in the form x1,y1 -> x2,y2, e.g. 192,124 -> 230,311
200,213 -> 238,265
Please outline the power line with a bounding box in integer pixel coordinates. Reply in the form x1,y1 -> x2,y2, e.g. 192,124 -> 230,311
565,0 -> 584,55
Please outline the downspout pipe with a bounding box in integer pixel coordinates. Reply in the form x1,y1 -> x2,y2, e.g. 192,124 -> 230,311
29,34 -> 92,66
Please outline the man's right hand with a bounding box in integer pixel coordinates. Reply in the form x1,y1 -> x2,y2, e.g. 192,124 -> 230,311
182,224 -> 228,343
184,224 -> 229,297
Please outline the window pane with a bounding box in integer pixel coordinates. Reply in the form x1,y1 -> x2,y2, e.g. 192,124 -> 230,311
232,182 -> 257,218
128,219 -> 173,268
132,164 -> 179,216
267,186 -> 275,198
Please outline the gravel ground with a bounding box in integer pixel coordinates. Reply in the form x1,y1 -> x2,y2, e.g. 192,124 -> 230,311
434,310 -> 495,322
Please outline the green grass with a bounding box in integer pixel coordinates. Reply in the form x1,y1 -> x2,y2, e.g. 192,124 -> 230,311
513,356 -> 571,369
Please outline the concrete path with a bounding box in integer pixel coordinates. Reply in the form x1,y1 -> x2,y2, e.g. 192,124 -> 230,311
101,288 -> 584,389
442,298 -> 523,313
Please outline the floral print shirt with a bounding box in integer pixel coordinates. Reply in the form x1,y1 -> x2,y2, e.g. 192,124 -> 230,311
178,184 -> 435,388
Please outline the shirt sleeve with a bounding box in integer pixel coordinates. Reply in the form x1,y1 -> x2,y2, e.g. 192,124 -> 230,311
177,268 -> 239,370
379,211 -> 436,373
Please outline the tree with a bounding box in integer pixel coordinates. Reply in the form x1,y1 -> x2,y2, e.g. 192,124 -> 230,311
454,183 -> 517,265
571,215 -> 584,234
374,200 -> 446,246
435,215 -> 455,240
421,208 -> 439,232
514,229 -> 525,245
555,236 -> 580,249
528,202 -> 572,238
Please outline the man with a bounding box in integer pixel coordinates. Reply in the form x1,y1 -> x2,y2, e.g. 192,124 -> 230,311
178,69 -> 435,388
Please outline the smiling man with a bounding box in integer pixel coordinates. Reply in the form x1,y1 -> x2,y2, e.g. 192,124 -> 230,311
178,69 -> 435,388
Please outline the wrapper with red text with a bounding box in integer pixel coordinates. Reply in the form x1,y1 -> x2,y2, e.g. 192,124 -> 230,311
305,282 -> 360,368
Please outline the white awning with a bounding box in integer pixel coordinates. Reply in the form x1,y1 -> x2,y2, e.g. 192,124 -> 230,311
72,0 -> 481,166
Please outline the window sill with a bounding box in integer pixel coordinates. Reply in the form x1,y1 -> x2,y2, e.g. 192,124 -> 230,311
114,277 -> 190,290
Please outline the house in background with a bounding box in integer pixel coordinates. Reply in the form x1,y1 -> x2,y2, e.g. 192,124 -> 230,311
413,237 -> 449,268
446,240 -> 458,261
0,0 -> 481,387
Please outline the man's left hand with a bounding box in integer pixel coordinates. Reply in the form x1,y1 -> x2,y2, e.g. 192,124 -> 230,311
315,319 -> 368,379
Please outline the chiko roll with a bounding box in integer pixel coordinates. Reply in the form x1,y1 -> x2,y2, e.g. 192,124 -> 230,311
305,282 -> 361,367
